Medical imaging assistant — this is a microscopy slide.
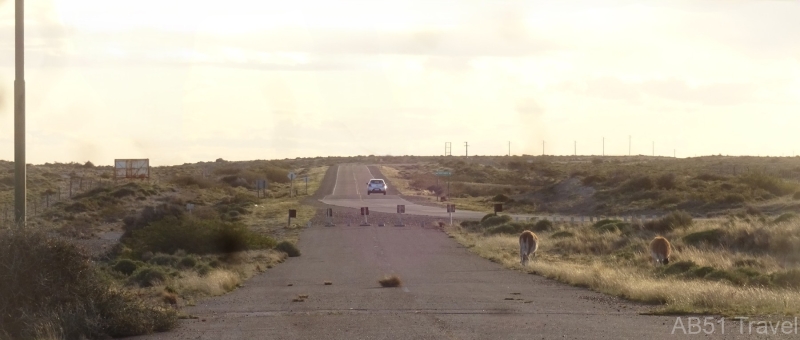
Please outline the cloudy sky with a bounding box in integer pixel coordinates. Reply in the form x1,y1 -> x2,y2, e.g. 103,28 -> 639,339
0,0 -> 798,166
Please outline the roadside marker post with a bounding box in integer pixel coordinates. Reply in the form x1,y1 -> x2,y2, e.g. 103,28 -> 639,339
447,204 -> 456,226
325,208 -> 335,227
288,209 -> 297,228
288,172 -> 296,197
360,207 -> 370,226
395,205 -> 406,226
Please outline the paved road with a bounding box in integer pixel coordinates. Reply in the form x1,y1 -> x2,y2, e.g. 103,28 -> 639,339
321,164 -> 497,220
131,164 -> 789,339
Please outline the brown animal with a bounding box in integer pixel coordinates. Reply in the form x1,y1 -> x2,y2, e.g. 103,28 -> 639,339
519,230 -> 539,266
649,236 -> 672,265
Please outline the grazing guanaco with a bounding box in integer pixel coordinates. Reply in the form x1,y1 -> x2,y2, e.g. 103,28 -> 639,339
519,230 -> 539,266
649,236 -> 672,265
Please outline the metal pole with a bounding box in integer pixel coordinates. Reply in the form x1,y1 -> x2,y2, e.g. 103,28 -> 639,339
14,0 -> 26,228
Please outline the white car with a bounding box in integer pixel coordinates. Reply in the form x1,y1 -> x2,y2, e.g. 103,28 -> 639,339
367,179 -> 387,195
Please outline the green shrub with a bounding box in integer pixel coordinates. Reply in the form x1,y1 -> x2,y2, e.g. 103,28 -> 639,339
683,229 -> 724,246
739,173 -> 797,197
480,215 -> 512,228
644,210 -> 693,232
275,241 -> 301,257
148,254 -> 179,267
111,188 -> 137,198
656,173 -> 677,190
123,215 -> 276,256
532,219 -> 553,232
622,176 -> 654,192
772,212 -> 797,225
485,224 -> 520,235
0,230 -> 175,339
460,220 -> 480,228
130,267 -> 168,287
663,260 -> 698,275
195,264 -> 212,276
171,175 -> 217,189
480,213 -> 497,222
551,231 -> 574,238
179,256 -> 197,268
770,269 -> 800,289
491,194 -> 510,202
112,259 -> 141,276
122,203 -> 185,237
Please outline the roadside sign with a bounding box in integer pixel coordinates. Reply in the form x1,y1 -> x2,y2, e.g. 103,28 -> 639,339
397,205 -> 405,214
288,209 -> 297,218
447,204 -> 455,213
186,203 -> 195,212
288,172 -> 296,180
256,179 -> 267,189
361,207 -> 370,216
434,171 -> 451,176
494,203 -> 503,213
326,208 -> 333,217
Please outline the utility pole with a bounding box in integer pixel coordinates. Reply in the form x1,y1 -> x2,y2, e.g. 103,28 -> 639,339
542,141 -> 545,156
14,0 -> 26,228
464,142 -> 468,157
445,142 -> 452,156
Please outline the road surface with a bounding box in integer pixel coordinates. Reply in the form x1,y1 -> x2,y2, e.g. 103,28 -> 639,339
131,164 -> 788,339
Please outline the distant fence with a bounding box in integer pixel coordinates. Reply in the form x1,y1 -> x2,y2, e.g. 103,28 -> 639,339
1,176 -> 116,224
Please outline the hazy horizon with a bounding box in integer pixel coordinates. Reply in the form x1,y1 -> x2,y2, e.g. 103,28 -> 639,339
1,0 -> 798,166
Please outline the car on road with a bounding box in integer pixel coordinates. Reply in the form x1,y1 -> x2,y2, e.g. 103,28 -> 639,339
367,179 -> 387,195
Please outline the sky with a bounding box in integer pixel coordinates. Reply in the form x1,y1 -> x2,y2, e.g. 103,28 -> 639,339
0,0 -> 798,166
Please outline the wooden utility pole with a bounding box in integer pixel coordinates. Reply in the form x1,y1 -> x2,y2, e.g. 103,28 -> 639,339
14,0 -> 26,227
464,142 -> 469,157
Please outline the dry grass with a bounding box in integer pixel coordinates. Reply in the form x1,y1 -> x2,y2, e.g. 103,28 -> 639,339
446,217 -> 800,316
174,270 -> 241,297
378,275 -> 402,287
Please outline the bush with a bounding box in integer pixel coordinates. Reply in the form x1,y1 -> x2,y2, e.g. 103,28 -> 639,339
644,210 -> 693,232
622,176 -> 654,192
123,215 -> 276,256
772,212 -> 797,225
655,173 -> 677,190
771,269 -> 800,289
83,161 -> 95,168
695,173 -> 727,182
551,231 -> 574,238
112,259 -> 141,276
195,263 -> 212,276
149,254 -> 179,267
485,224 -> 520,235
111,187 -> 137,198
480,215 -> 512,228
123,203 -> 185,237
794,192 -> 800,200
426,185 -> 444,196
179,256 -> 197,268
532,219 -> 553,232
739,173 -> 797,197
683,229 -> 724,246
171,175 -> 216,189
492,194 -> 510,202
130,267 -> 168,287
275,241 -> 301,257
0,230 -> 175,339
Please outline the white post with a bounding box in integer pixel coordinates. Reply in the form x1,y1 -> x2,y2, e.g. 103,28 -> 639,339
449,212 -> 453,226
